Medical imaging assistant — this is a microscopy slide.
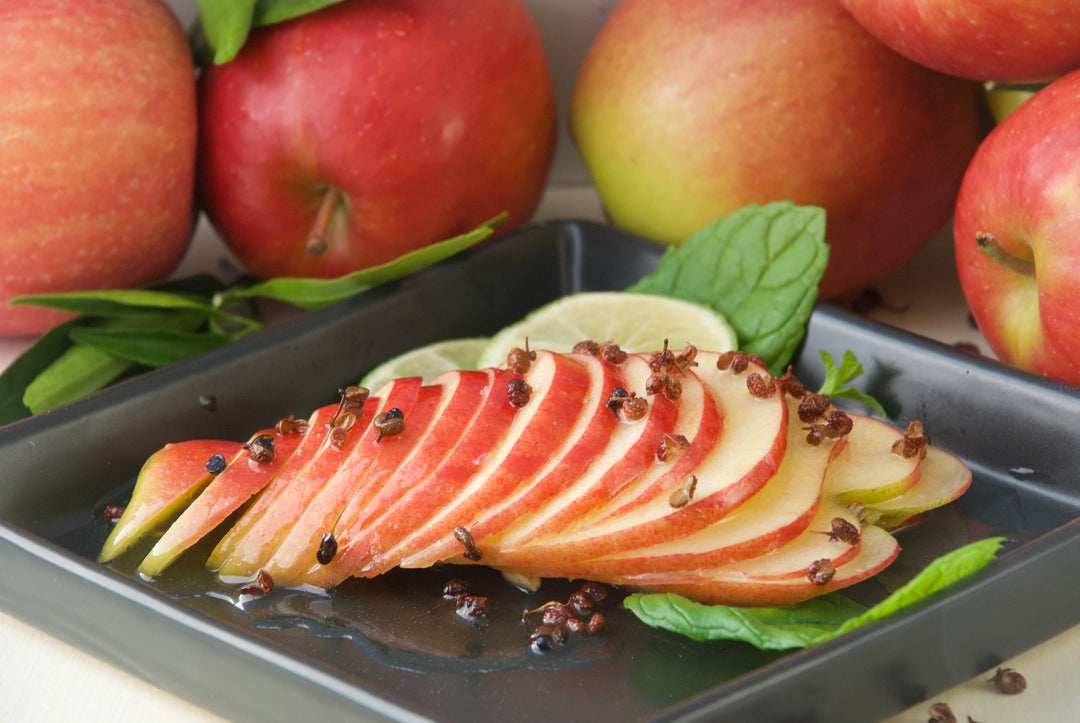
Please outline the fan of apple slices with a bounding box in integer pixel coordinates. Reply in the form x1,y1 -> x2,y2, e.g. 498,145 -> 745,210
99,343 -> 971,607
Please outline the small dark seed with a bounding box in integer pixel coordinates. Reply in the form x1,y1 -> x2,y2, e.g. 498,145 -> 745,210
506,347 -> 533,374
442,578 -> 470,599
622,395 -> 648,422
206,453 -> 228,475
928,702 -> 957,723
572,340 -> 600,355
798,393 -> 831,423
746,372 -> 776,399
807,558 -> 835,585
599,343 -> 628,364
579,582 -> 608,604
829,517 -> 861,545
507,378 -> 532,407
240,569 -> 274,597
103,504 -> 125,524
455,595 -> 489,620
316,532 -> 338,565
988,667 -> 1027,695
541,604 -> 570,626
454,525 -> 482,561
826,410 -> 853,437
567,590 -> 596,618
373,408 -> 406,440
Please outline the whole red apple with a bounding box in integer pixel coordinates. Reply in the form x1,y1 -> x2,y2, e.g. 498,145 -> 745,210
954,69 -> 1080,386
196,0 -> 557,280
839,0 -> 1080,83
570,0 -> 982,298
0,0 -> 197,337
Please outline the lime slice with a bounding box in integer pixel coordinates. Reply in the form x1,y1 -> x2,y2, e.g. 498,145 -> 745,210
477,291 -> 737,368
360,337 -> 488,390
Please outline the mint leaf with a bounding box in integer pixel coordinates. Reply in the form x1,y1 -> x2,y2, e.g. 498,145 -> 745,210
0,320 -> 78,424
623,536 -> 1004,650
623,592 -> 865,650
194,0 -> 344,65
817,349 -> 887,417
23,344 -> 132,415
629,202 -> 828,375
225,213 -> 505,309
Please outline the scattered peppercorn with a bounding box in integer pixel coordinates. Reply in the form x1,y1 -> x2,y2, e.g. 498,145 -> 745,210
506,345 -> 535,374
103,505 -> 125,524
275,415 -> 309,436
572,340 -> 600,355
607,386 -> 630,417
373,407 -> 405,440
316,532 -> 338,565
928,701 -> 957,723
827,517 -> 861,545
656,433 -> 690,463
454,525 -> 483,561
205,453 -> 227,475
621,394 -> 649,422
989,667 -> 1027,694
798,393 -> 831,423
826,410 -> 853,437
668,475 -> 698,509
522,582 -> 610,653
778,366 -> 807,398
893,420 -> 930,460
599,342 -> 627,365
455,595 -> 489,621
244,434 -> 276,463
240,570 -> 274,597
507,378 -> 532,407
806,558 -> 835,585
746,371 -> 776,399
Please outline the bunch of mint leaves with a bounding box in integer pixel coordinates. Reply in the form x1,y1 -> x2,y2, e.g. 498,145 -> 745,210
0,216 -> 503,425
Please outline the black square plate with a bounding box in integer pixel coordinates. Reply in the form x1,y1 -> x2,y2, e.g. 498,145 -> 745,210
4,220 -> 1080,723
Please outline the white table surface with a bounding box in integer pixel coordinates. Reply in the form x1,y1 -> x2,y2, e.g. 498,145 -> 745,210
0,184 -> 1073,722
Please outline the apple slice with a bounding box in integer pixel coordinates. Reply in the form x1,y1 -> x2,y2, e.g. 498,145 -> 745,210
397,352 -> 622,570
824,413 -> 922,504
551,395 -> 841,578
204,402 -> 343,572
137,419 -> 311,578
98,439 -> 242,564
215,378 -> 422,582
483,354 -> 683,555
620,523 -> 900,607
489,351 -> 786,567
868,446 -> 972,530
263,372 -> 495,588
336,350 -> 592,583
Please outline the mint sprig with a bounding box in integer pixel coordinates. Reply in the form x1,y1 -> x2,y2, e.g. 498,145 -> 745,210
0,216 -> 502,423
817,349 -> 887,417
629,201 -> 828,375
624,537 -> 1005,650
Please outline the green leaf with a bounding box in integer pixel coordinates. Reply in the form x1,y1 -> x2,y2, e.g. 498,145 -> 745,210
226,213 -> 506,310
817,349 -> 887,417
0,320 -> 79,425
195,0 -> 344,65
68,328 -> 232,369
11,288 -> 261,332
628,202 -> 828,375
23,344 -> 133,415
623,537 -> 1005,650
832,536 -> 1005,637
623,592 -> 865,650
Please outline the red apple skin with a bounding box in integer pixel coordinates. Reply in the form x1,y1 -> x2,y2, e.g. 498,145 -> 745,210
196,0 -> 557,280
0,0 -> 197,337
570,0 -> 982,298
840,0 -> 1080,83
954,69 -> 1080,386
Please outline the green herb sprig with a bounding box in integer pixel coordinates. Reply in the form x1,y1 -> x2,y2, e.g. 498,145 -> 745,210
623,536 -> 1005,650
0,215 -> 503,424
193,0 -> 344,65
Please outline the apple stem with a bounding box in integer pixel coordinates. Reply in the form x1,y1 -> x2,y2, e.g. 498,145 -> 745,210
306,188 -> 344,257
976,232 -> 1035,277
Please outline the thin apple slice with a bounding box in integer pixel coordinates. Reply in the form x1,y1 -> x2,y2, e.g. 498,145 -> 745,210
264,372 -> 486,588
99,439 -> 243,564
868,446 -> 972,530
552,396 -> 841,578
398,352 -> 621,570
137,419 -> 311,578
490,351 -> 786,567
215,378 -> 422,582
291,369 -> 497,590
824,413 -> 922,504
445,353 -> 677,560
337,350 -> 592,583
204,402 -> 343,572
619,524 -> 900,607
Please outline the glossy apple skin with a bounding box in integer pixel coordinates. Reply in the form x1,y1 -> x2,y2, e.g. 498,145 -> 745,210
0,0 -> 197,336
840,0 -> 1080,83
570,0 -> 982,298
197,0 -> 557,280
954,70 -> 1080,386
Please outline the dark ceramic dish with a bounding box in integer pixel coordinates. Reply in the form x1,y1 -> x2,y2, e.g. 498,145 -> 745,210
3,221 -> 1080,723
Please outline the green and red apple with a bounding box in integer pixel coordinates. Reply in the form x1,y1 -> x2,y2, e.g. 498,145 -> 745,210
839,0 -> 1080,83
0,0 -> 197,337
570,0 -> 983,298
954,69 -> 1080,387
196,0 -> 557,280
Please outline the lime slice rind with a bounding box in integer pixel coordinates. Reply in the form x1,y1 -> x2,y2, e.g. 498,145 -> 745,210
360,337 -> 488,391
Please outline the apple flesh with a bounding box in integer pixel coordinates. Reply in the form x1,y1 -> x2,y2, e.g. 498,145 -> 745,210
839,0 -> 1080,83
0,0 -> 197,336
570,0 -> 982,298
196,0 -> 557,280
954,69 -> 1080,386
102,345 -> 972,608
